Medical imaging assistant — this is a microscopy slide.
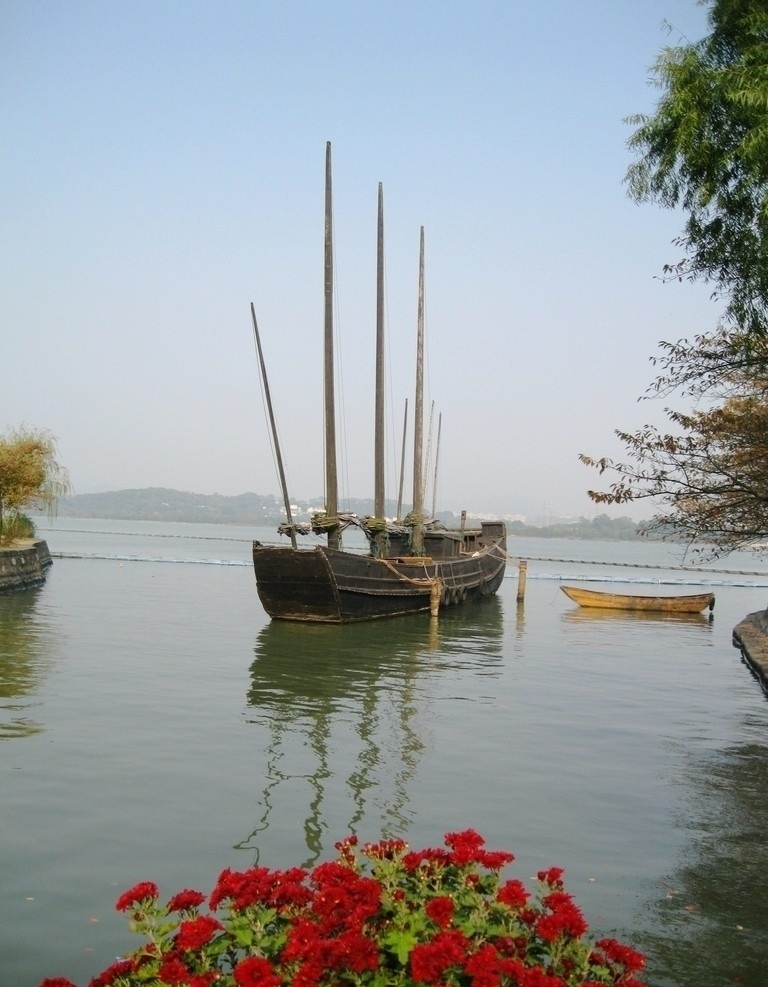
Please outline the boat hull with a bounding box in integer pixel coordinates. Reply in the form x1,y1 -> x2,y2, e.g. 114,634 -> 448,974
560,585 -> 715,613
253,523 -> 507,623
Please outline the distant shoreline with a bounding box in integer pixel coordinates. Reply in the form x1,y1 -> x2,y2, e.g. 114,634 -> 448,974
55,487 -> 649,541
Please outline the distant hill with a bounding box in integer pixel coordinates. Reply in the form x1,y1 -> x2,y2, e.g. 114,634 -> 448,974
58,487 -> 415,525
57,488 -> 648,539
507,515 -> 651,541
59,487 -> 323,524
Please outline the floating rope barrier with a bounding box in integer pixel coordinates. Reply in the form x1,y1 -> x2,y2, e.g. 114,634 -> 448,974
40,527 -> 768,586
37,526 -> 252,543
506,553 -> 768,578
50,552 -> 249,566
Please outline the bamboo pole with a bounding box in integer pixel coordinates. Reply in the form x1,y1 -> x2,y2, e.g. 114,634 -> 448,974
250,303 -> 297,550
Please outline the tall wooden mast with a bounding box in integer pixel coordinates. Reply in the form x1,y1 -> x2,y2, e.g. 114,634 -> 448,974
374,182 -> 386,547
411,226 -> 425,555
323,141 -> 340,549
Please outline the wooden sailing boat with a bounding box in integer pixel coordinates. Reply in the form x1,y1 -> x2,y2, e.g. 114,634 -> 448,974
251,143 -> 507,623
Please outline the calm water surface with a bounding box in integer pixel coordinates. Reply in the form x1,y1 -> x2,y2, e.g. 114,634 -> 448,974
2,520 -> 768,986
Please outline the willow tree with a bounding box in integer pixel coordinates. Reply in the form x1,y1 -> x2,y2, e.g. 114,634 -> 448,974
0,427 -> 71,544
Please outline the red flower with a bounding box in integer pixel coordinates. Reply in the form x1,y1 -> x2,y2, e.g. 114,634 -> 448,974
425,895 -> 454,928
363,837 -> 408,859
166,888 -> 206,912
294,963 -> 326,987
536,867 -> 564,888
209,866 -> 269,910
88,958 -> 136,986
593,937 -> 646,973
464,943 -> 504,987
515,968 -> 567,987
310,860 -> 353,885
535,893 -> 588,942
234,956 -> 281,987
497,878 -> 529,908
310,864 -> 381,932
38,981 -> 78,987
176,914 -> 223,950
210,865 -> 311,912
334,834 -> 358,850
331,929 -> 380,972
334,834 -> 359,864
281,916 -> 319,958
402,847 -> 450,873
478,849 -> 515,869
410,929 -> 469,983
115,881 -> 159,912
444,829 -> 515,869
444,828 -> 485,865
157,955 -> 191,985
271,868 -> 313,909
38,830 -> 648,987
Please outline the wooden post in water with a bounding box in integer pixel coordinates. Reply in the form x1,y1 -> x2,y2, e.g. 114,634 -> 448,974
516,559 -> 528,602
430,578 -> 442,617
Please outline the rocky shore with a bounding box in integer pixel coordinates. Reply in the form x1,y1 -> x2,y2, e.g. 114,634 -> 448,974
733,608 -> 768,692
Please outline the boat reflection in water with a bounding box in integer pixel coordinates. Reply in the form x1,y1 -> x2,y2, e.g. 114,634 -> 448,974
562,606 -> 715,627
241,598 -> 504,866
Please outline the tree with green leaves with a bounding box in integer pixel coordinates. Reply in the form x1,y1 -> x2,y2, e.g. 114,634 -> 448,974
0,427 -> 71,545
626,0 -> 768,335
583,1 -> 768,554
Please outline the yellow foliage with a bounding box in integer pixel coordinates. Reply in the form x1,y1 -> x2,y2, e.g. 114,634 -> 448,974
0,426 -> 71,544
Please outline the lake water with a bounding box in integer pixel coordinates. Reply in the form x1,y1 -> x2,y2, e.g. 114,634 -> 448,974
3,519 -> 768,987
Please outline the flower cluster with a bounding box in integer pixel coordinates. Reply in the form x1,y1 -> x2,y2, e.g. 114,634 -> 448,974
39,829 -> 645,987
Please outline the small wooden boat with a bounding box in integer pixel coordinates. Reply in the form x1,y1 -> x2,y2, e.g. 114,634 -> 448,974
560,585 -> 715,613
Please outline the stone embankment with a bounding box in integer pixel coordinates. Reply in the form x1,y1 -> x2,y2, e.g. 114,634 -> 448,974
733,608 -> 768,691
0,540 -> 52,593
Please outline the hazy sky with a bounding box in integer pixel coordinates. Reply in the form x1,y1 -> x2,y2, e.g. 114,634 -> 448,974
3,1 -> 719,521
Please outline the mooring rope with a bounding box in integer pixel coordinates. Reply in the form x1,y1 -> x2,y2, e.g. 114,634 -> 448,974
378,557 -> 436,588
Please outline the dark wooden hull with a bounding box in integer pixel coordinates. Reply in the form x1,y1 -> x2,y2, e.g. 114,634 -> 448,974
560,585 -> 715,613
253,522 -> 507,623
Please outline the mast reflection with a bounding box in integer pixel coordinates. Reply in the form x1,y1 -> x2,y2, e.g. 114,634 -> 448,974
241,598 -> 504,865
